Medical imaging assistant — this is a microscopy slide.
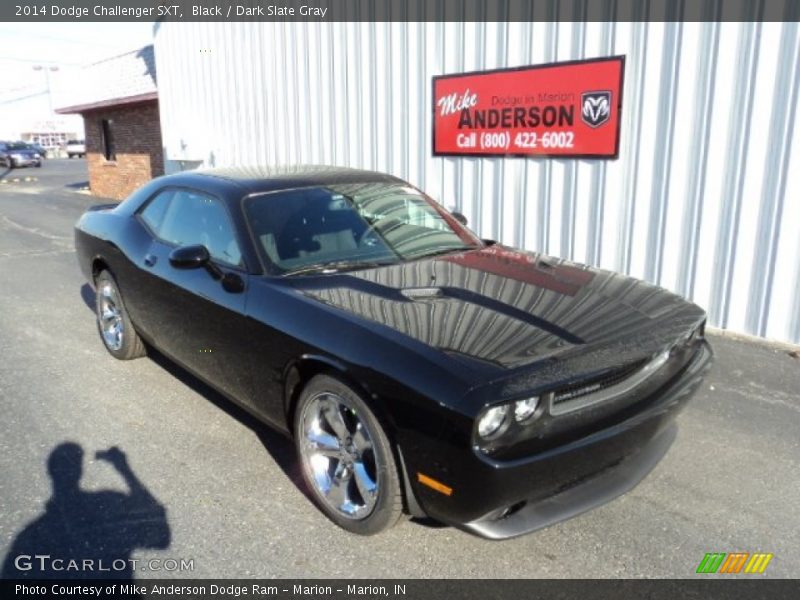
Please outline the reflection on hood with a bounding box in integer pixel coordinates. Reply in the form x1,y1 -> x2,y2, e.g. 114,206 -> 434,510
297,246 -> 703,370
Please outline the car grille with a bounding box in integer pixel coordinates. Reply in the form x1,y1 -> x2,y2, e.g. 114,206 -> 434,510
552,361 -> 646,405
549,351 -> 671,416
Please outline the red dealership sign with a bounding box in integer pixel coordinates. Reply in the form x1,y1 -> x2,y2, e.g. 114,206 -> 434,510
432,56 -> 624,158
444,246 -> 595,296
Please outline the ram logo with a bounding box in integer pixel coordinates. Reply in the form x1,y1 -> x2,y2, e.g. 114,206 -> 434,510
581,91 -> 612,128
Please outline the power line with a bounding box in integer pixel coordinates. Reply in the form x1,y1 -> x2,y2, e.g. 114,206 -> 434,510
0,56 -> 82,66
0,90 -> 48,105
0,27 -> 133,50
0,81 -> 43,94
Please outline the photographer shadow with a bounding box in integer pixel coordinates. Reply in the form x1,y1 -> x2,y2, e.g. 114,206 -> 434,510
1,443 -> 170,580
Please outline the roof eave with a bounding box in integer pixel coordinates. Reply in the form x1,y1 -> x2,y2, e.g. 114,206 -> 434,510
55,91 -> 158,115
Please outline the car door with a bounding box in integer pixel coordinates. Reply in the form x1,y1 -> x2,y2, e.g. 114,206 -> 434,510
135,187 -> 255,405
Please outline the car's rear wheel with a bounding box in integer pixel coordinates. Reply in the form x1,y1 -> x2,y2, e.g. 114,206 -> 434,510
95,270 -> 146,360
294,374 -> 403,535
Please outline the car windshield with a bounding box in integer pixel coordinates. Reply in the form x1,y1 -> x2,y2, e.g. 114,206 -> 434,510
7,142 -> 29,150
244,182 -> 482,274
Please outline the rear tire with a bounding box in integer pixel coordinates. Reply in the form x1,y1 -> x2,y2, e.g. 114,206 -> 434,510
294,374 -> 403,535
94,270 -> 146,360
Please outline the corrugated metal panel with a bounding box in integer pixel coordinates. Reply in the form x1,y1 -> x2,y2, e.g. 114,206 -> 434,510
154,19 -> 800,345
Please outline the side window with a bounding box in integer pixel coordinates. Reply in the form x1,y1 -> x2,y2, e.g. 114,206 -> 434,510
157,189 -> 242,267
140,190 -> 174,236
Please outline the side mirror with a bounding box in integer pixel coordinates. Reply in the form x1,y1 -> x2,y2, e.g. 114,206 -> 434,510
451,211 -> 468,226
169,244 -> 210,269
169,244 -> 237,286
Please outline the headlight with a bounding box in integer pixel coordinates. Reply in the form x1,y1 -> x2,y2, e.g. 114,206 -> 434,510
10,153 -> 23,159
477,405 -> 509,439
513,396 -> 539,422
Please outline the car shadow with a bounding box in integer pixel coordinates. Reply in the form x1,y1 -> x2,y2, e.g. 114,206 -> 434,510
79,283 -> 330,502
145,347 -> 311,497
77,284 -> 443,531
1,442 -> 170,581
147,347 -> 450,531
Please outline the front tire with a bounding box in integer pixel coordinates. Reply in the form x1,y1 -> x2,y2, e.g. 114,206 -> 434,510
94,270 -> 146,360
294,374 -> 403,535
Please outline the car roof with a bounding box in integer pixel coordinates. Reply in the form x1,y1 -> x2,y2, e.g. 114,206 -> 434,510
183,164 -> 406,195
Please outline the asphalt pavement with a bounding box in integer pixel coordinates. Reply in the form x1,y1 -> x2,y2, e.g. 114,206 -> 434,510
1,159 -> 799,578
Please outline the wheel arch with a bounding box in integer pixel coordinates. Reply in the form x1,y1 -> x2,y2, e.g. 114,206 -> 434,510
91,256 -> 110,282
283,354 -> 426,518
282,354 -> 373,433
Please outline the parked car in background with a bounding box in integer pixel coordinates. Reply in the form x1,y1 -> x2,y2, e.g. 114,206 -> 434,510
74,165 -> 712,539
25,142 -> 48,158
0,141 -> 42,168
66,139 -> 86,158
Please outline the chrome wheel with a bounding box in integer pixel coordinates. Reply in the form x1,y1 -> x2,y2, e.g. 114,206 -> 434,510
299,392 -> 378,520
98,282 -> 124,351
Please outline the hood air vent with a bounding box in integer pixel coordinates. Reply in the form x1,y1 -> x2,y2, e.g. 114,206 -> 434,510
401,287 -> 444,300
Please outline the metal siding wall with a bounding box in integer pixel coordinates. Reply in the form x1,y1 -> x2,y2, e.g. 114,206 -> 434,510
154,18 -> 800,345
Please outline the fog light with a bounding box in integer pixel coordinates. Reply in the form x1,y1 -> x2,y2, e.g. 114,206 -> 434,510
514,397 -> 539,422
477,405 -> 509,439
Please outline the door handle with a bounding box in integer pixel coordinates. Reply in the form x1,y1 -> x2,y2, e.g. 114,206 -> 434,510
144,254 -> 157,267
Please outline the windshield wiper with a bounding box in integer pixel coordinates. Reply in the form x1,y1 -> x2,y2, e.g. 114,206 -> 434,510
283,259 -> 397,276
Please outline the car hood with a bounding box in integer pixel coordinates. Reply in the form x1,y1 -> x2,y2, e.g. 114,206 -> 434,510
290,245 -> 706,375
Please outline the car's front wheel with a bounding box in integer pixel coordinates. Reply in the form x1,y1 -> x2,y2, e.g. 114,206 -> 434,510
95,270 -> 146,360
294,374 -> 403,535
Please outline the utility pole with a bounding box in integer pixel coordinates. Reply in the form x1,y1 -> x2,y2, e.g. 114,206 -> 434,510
32,64 -> 59,114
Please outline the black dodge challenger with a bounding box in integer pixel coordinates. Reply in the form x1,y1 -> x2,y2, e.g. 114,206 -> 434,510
75,165 -> 712,539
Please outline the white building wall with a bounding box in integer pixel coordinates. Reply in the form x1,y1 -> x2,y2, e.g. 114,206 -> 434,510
154,20 -> 800,345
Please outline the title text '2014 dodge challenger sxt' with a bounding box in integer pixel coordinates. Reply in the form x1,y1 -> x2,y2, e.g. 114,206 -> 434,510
75,165 -> 712,539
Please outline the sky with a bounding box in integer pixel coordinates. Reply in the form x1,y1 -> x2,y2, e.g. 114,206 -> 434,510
0,22 -> 156,138
0,22 -> 155,100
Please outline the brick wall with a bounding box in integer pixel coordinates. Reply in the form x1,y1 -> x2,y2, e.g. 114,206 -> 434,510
83,100 -> 163,200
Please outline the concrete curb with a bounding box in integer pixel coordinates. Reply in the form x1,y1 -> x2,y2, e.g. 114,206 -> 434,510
708,327 -> 800,354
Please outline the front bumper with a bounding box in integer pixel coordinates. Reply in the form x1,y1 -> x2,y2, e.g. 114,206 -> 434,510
466,421 -> 678,539
413,340 -> 712,539
10,156 -> 41,167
